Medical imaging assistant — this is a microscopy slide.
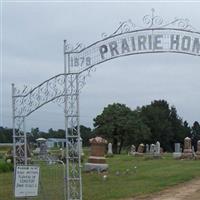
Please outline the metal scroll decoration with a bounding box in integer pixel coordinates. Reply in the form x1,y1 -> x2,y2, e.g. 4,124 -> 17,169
14,74 -> 65,117
101,8 -> 196,39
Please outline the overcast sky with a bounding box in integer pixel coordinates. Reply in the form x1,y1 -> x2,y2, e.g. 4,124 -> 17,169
1,1 -> 200,131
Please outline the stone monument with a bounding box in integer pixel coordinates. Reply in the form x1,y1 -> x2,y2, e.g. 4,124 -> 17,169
196,140 -> 200,159
40,142 -> 48,157
145,144 -> 150,154
154,141 -> 161,158
173,143 -> 182,159
129,145 -> 136,156
182,137 -> 193,159
107,143 -> 113,156
150,144 -> 155,155
80,137 -> 84,157
136,143 -> 144,156
84,136 -> 108,172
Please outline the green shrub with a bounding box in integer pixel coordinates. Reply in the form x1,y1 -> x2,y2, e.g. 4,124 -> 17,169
0,162 -> 13,173
0,153 -> 4,159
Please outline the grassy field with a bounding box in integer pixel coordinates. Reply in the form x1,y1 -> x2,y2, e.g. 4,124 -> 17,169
1,154 -> 200,200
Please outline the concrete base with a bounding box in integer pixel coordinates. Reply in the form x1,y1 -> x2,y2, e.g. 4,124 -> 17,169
153,154 -> 161,159
196,152 -> 200,159
196,155 -> 200,159
181,153 -> 193,159
135,152 -> 144,157
173,152 -> 182,159
129,152 -> 136,156
84,163 -> 108,172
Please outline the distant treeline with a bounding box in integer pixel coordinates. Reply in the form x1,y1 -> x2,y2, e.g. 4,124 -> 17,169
93,100 -> 200,153
0,126 -> 93,147
1,100 -> 200,152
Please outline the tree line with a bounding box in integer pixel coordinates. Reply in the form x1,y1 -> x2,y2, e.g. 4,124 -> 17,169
93,100 -> 200,153
0,126 -> 93,147
1,100 -> 200,153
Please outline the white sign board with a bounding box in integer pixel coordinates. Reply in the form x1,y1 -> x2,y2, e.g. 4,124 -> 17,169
15,165 -> 40,198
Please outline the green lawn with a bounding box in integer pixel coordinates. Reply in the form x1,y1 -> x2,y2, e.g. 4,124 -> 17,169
1,154 -> 200,200
83,154 -> 200,200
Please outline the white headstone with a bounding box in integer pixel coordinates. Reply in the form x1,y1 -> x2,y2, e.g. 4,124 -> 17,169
173,143 -> 182,159
146,144 -> 150,153
130,145 -> 136,155
155,141 -> 160,155
80,137 -> 84,156
107,143 -> 113,155
150,144 -> 155,155
175,143 -> 181,153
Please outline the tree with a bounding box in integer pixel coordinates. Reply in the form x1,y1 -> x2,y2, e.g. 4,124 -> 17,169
170,107 -> 188,142
123,111 -> 151,148
93,103 -> 135,154
139,100 -> 172,149
0,127 -> 13,143
191,121 -> 200,149
139,100 -> 188,151
80,125 -> 93,146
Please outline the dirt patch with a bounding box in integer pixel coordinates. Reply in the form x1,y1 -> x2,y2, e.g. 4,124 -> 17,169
124,178 -> 200,200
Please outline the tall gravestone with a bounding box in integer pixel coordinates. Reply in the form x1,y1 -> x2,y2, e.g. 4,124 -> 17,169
136,143 -> 144,156
84,136 -> 108,172
146,144 -> 150,154
173,143 -> 182,159
154,141 -> 161,158
196,140 -> 200,159
107,143 -> 113,156
182,137 -> 193,159
80,137 -> 84,157
129,145 -> 136,156
40,142 -> 48,158
150,144 -> 155,155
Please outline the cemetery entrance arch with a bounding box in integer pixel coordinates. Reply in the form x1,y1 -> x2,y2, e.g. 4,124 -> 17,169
12,10 -> 200,200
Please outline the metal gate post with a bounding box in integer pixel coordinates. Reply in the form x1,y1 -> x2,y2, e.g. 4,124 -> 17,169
64,40 -> 82,200
12,83 -> 27,169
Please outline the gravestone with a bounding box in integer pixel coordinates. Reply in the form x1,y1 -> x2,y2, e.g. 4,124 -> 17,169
154,141 -> 161,158
160,147 -> 164,154
117,142 -> 121,154
146,144 -> 150,153
84,136 -> 108,172
39,142 -> 48,157
107,143 -> 113,156
196,140 -> 200,159
80,137 -> 84,157
136,143 -> 144,156
182,137 -> 193,159
173,143 -> 182,159
192,146 -> 197,158
129,145 -> 136,156
150,144 -> 155,155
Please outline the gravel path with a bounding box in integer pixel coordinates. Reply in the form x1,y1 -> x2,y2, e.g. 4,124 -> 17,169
124,178 -> 200,200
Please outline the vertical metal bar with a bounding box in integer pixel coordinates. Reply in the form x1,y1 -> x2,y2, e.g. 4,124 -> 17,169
12,83 -> 17,199
64,40 -> 70,200
64,40 -> 67,74
23,117 -> 27,165
76,73 -> 82,200
12,83 -> 16,169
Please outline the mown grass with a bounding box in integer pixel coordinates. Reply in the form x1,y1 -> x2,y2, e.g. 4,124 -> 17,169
1,154 -> 200,200
83,154 -> 200,200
